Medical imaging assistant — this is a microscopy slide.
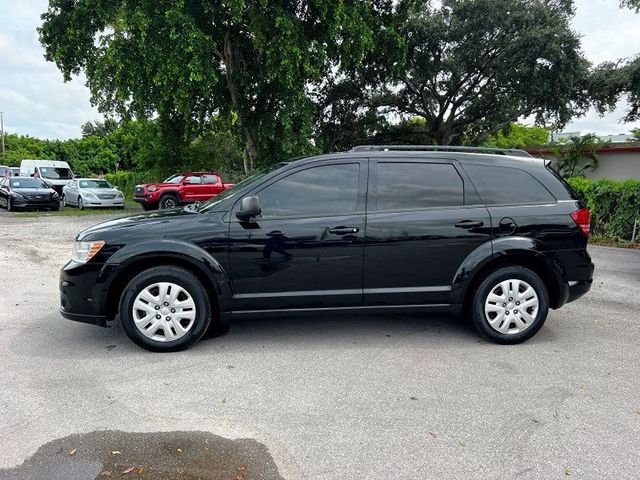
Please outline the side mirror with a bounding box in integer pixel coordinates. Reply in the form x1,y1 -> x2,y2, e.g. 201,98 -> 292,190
236,196 -> 262,222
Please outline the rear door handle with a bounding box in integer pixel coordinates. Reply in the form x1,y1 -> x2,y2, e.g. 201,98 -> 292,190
455,220 -> 484,229
328,226 -> 360,235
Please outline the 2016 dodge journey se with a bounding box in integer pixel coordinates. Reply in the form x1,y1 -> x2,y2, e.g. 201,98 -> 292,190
60,146 -> 594,351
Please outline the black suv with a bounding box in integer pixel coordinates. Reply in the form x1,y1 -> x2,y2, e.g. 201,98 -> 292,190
60,146 -> 594,351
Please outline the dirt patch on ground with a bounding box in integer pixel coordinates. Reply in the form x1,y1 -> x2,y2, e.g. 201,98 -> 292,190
0,430 -> 284,480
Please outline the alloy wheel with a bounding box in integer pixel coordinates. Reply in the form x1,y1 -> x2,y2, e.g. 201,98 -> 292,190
484,278 -> 539,335
132,282 -> 197,342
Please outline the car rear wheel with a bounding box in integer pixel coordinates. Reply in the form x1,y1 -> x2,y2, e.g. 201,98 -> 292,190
471,266 -> 549,344
159,194 -> 178,209
119,266 -> 213,352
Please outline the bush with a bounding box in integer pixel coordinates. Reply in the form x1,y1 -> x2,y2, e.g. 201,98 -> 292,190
567,177 -> 640,240
104,171 -> 157,198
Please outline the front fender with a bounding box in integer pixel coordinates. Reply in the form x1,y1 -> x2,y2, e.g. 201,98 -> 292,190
95,239 -> 233,316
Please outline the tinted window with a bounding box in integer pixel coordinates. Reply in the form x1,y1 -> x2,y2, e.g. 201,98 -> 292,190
203,174 -> 219,184
185,175 -> 202,184
163,174 -> 184,184
11,178 -> 49,189
374,162 -> 463,211
258,163 -> 360,217
79,180 -> 113,189
465,164 -> 556,205
39,167 -> 73,179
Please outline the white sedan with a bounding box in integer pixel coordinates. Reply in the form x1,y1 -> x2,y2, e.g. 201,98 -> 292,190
62,178 -> 125,209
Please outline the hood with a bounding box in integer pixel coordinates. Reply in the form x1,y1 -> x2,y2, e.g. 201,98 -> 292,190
42,178 -> 71,186
77,207 -> 202,241
13,187 -> 56,196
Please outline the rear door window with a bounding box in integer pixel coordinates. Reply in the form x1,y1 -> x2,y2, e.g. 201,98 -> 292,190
203,174 -> 219,184
464,164 -> 556,205
372,162 -> 464,211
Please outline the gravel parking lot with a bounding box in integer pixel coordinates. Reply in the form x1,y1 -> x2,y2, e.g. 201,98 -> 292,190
1,211 -> 639,479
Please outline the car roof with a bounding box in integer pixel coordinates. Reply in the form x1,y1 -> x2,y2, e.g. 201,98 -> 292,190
288,150 -> 547,169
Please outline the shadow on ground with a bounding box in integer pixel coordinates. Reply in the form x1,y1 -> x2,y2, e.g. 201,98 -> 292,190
0,430 -> 283,480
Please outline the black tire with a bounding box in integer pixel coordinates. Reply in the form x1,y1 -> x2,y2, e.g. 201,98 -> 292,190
7,198 -> 12,212
62,195 -> 67,207
51,204 -> 60,212
78,196 -> 84,210
471,266 -> 549,344
119,266 -> 214,352
159,194 -> 179,209
141,203 -> 157,211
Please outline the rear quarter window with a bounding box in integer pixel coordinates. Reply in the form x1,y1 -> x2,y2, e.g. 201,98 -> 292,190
464,164 -> 556,205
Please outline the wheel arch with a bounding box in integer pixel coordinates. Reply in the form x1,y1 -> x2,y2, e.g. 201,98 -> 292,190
453,237 -> 567,311
98,242 -> 233,320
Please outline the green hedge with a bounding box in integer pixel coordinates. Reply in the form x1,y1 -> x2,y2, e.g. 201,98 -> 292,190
104,171 -> 158,199
567,177 -> 640,240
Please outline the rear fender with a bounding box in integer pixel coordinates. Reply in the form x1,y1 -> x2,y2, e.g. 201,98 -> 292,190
450,236 -> 566,307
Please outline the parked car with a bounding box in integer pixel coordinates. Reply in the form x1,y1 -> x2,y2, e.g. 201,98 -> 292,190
0,176 -> 60,211
9,167 -> 20,177
0,166 -> 10,178
133,172 -> 234,210
60,146 -> 594,352
19,159 -> 74,195
63,178 -> 125,210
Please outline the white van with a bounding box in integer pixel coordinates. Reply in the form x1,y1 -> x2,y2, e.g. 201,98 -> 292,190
19,160 -> 74,194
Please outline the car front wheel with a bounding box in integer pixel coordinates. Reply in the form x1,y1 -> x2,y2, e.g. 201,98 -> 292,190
119,266 -> 213,351
471,266 -> 549,344
159,194 -> 179,209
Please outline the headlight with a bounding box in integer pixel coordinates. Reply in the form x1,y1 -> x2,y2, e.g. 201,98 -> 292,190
116,191 -> 124,198
147,185 -> 157,192
11,192 -> 24,199
72,241 -> 105,263
52,191 -> 59,199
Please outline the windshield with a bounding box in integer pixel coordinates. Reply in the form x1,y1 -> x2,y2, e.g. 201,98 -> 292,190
199,163 -> 288,213
39,167 -> 73,179
79,180 -> 114,189
11,178 -> 49,189
163,174 -> 185,184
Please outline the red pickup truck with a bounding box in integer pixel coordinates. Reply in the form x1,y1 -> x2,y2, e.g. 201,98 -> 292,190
134,172 -> 234,210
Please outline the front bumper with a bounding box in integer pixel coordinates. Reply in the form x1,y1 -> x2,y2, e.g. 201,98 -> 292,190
60,260 -> 112,328
81,197 -> 125,208
12,197 -> 59,210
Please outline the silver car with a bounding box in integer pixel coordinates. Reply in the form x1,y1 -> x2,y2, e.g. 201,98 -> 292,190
62,178 -> 125,209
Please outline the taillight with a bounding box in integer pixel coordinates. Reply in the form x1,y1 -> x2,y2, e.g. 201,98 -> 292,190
571,208 -> 590,236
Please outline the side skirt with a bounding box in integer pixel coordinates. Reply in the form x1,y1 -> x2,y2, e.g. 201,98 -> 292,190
221,303 -> 462,322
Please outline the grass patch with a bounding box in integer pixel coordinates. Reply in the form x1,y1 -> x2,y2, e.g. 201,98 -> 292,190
13,199 -> 141,218
589,235 -> 640,249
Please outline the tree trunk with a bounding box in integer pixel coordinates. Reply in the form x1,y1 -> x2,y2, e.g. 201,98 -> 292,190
243,127 -> 258,173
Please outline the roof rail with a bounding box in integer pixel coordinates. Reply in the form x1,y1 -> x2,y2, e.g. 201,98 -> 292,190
349,145 -> 533,158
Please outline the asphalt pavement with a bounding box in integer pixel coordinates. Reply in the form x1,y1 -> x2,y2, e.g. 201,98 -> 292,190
0,212 -> 639,479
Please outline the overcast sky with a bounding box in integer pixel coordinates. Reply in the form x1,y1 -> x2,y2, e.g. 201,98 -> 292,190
1,0 -> 639,140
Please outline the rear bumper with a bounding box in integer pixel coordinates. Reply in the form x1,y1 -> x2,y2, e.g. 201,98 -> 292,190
567,279 -> 593,304
60,308 -> 108,327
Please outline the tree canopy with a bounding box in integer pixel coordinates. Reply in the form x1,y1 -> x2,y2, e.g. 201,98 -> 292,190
376,0 -> 590,145
39,0 -> 393,171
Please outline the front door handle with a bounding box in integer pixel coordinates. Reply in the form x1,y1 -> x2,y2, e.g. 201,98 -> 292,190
455,220 -> 484,229
328,226 -> 360,235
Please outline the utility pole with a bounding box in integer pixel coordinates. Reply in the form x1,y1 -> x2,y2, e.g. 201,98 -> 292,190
0,112 -> 4,156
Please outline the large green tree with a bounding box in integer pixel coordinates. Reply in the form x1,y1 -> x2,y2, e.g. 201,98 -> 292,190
589,1 -> 640,123
376,0 -> 591,145
39,0 -> 387,171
